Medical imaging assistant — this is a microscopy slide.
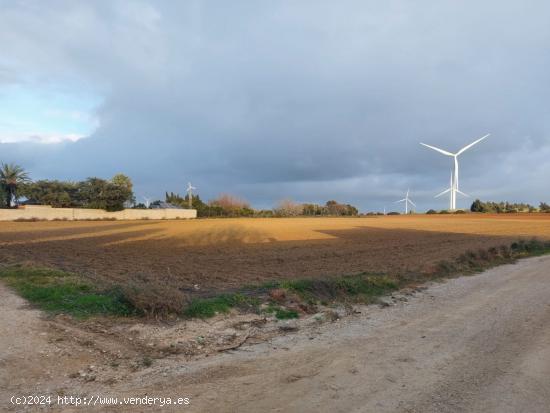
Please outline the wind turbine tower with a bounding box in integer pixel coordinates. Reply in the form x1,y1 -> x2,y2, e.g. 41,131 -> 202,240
186,182 -> 196,209
434,171 -> 454,211
396,189 -> 416,214
142,196 -> 151,208
421,134 -> 490,211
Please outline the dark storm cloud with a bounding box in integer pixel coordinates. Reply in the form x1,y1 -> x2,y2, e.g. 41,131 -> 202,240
1,1 -> 549,211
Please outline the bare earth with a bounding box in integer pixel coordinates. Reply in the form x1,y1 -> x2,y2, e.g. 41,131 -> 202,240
1,215 -> 550,291
2,255 -> 550,412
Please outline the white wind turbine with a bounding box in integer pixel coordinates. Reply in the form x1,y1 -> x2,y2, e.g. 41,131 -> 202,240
421,134 -> 490,211
186,182 -> 196,209
395,189 -> 416,214
142,196 -> 151,208
434,170 -> 455,211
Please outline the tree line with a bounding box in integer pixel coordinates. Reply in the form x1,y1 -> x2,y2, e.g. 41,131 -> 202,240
1,163 -> 361,217
163,192 -> 359,218
470,199 -> 550,213
0,163 -> 134,211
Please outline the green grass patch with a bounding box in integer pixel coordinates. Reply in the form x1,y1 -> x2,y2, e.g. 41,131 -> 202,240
279,273 -> 398,303
0,266 -> 135,318
182,293 -> 260,319
433,238 -> 550,279
263,303 -> 300,320
263,304 -> 299,319
511,238 -> 550,256
274,308 -> 299,319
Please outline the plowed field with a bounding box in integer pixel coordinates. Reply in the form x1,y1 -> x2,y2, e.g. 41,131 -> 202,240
1,214 -> 549,291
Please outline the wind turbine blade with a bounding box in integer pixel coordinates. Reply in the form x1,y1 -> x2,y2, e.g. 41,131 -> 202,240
420,143 -> 454,156
408,200 -> 416,207
435,188 -> 451,198
395,199 -> 406,203
456,189 -> 469,197
456,134 -> 490,155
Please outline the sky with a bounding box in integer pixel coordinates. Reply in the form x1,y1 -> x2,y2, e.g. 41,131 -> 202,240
1,0 -> 549,211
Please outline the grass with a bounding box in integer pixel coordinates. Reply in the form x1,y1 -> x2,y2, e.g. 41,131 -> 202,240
279,274 -> 398,303
184,274 -> 398,320
182,293 -> 260,318
431,238 -> 550,279
263,304 -> 299,319
0,266 -> 136,318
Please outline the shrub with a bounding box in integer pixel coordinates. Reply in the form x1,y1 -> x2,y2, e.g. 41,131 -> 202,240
436,260 -> 457,275
477,248 -> 490,261
273,199 -> 303,217
426,209 -> 437,214
121,281 -> 185,316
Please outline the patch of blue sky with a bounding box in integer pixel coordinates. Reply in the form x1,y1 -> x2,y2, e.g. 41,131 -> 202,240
0,83 -> 102,143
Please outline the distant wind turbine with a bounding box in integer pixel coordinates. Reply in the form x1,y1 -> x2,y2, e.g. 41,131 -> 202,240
142,196 -> 151,208
434,170 -> 467,211
420,134 -> 490,210
186,182 -> 196,209
395,189 -> 416,214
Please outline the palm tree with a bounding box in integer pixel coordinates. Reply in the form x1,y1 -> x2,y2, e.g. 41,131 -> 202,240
0,163 -> 30,208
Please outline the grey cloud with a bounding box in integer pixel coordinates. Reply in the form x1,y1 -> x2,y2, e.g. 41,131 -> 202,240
1,1 -> 549,211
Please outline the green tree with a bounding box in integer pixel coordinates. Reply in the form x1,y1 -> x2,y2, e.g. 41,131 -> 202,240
324,200 -> 359,216
112,173 -> 133,191
78,177 -> 132,211
0,163 -> 30,208
302,203 -> 322,216
21,180 -> 79,208
470,199 -> 484,212
111,174 -> 134,205
165,191 -> 209,216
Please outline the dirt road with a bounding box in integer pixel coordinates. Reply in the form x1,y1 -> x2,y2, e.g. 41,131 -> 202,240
2,255 -> 550,412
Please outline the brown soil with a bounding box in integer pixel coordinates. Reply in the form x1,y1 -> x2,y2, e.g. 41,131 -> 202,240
1,215 -> 550,291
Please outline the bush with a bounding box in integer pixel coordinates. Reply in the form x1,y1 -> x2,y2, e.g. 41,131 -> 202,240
273,199 -> 303,217
121,281 -> 185,316
426,209 -> 437,214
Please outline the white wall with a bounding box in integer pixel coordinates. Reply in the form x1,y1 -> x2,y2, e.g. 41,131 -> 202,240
0,205 -> 197,221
